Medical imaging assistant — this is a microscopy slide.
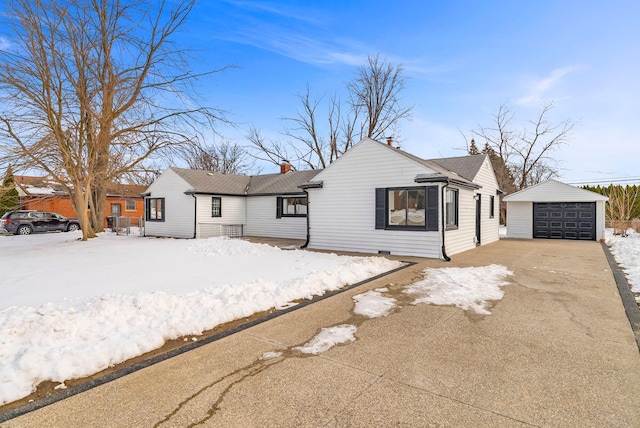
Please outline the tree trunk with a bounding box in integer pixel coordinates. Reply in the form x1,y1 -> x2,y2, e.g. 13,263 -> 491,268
70,182 -> 97,240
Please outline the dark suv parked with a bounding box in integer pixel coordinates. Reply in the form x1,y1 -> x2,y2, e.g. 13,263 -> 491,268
0,210 -> 81,235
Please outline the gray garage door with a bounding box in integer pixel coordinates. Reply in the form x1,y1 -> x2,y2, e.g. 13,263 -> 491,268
533,202 -> 596,240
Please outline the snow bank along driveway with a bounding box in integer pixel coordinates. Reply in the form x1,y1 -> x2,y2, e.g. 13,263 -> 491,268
0,232 -> 402,406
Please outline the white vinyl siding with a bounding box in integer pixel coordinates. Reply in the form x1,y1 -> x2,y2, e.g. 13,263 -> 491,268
474,156 -> 501,246
195,194 -> 246,238
443,186 -> 476,255
505,201 -> 533,239
307,139 -> 442,258
445,156 -> 501,255
246,196 -> 307,239
143,169 -> 195,238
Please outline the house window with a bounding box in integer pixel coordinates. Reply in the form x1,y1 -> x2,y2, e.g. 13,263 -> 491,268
125,199 -> 136,211
211,197 -> 222,217
387,188 -> 426,227
146,198 -> 164,221
375,186 -> 438,231
276,196 -> 307,218
445,188 -> 458,229
489,195 -> 495,218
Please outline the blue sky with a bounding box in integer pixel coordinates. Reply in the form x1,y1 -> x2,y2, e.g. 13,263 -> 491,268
180,0 -> 638,184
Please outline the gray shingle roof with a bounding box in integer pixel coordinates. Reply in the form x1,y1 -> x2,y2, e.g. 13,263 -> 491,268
171,168 -> 251,195
247,170 -> 321,195
428,154 -> 487,181
169,167 -> 321,196
386,144 -> 481,185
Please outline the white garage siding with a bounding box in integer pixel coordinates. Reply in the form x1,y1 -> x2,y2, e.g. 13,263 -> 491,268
195,194 -> 246,238
144,169 -> 196,238
505,201 -> 534,239
307,139 -> 442,258
245,196 -> 308,239
503,179 -> 608,241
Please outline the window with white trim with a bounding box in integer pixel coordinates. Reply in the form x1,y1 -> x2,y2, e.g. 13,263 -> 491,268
445,188 -> 458,229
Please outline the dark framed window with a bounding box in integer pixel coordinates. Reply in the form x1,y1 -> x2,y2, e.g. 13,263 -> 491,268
146,198 -> 165,221
489,195 -> 495,218
276,196 -> 307,218
375,186 -> 439,231
211,197 -> 222,217
388,188 -> 426,227
125,199 -> 136,211
445,189 -> 459,229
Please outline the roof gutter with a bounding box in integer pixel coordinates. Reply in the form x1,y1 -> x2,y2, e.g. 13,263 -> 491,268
299,181 -> 323,249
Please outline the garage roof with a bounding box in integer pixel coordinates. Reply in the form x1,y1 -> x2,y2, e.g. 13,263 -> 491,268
503,179 -> 608,202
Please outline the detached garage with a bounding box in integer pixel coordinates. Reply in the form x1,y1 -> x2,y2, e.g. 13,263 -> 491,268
503,179 -> 608,241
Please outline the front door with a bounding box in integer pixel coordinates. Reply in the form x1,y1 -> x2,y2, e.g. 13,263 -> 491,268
110,203 -> 122,217
475,195 -> 481,246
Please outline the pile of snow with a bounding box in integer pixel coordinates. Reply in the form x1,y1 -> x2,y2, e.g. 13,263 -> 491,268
606,229 -> 640,300
0,232 -> 402,405
353,288 -> 397,318
404,264 -> 513,315
293,325 -> 357,355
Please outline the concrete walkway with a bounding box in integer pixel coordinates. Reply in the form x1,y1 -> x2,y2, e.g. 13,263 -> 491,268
5,239 -> 640,427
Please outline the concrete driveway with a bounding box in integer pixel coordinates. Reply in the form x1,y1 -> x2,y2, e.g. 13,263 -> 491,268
4,239 -> 640,427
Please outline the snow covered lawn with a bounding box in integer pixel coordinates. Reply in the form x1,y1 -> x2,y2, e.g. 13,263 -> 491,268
606,229 -> 640,301
0,232 -> 402,405
2,228 -> 637,408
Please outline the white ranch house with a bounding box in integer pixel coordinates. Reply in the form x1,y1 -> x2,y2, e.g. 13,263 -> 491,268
143,138 -> 502,259
301,138 -> 501,258
143,166 -> 319,240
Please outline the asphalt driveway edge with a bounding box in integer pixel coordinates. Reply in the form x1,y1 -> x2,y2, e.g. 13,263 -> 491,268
0,261 -> 415,423
601,242 -> 640,352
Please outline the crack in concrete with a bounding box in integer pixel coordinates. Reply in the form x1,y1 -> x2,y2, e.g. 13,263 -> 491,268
153,355 -> 284,427
154,269 -> 456,426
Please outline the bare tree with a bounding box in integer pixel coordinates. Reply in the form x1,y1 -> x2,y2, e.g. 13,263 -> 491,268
246,127 -> 296,169
607,185 -> 640,236
248,54 -> 412,169
347,54 -> 412,141
0,0 -> 227,239
181,140 -> 252,174
473,102 -> 573,191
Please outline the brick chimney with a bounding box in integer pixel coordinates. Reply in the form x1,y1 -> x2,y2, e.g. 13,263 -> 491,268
386,137 -> 393,147
280,160 -> 291,174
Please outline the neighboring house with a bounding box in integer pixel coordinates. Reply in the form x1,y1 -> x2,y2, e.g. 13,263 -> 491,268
503,179 -> 608,241
301,138 -> 501,258
143,165 -> 320,239
15,176 -> 146,226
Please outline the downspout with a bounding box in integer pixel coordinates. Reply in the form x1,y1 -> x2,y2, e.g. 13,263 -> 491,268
301,188 -> 310,248
441,181 -> 451,262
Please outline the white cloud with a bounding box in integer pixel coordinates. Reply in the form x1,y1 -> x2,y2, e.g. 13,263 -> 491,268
516,66 -> 584,106
0,37 -> 11,51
